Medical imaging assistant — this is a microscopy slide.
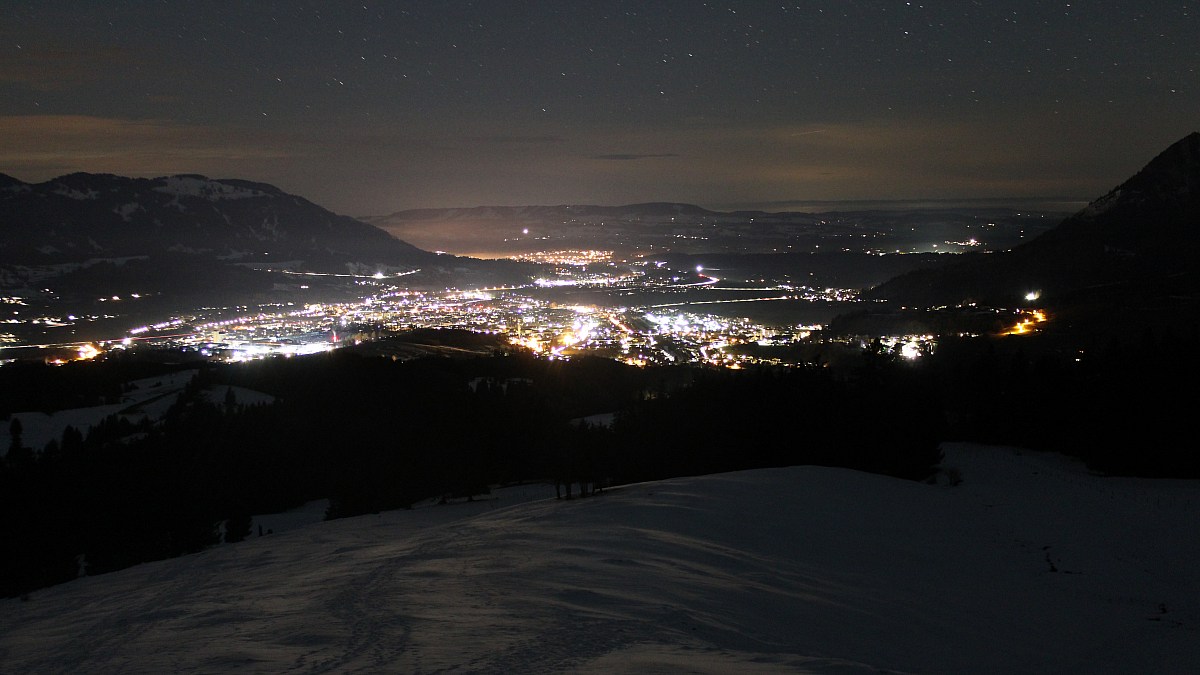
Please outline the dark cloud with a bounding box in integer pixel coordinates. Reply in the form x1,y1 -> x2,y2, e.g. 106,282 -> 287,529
591,153 -> 680,161
470,135 -> 566,145
0,45 -> 135,90
727,197 -> 1089,212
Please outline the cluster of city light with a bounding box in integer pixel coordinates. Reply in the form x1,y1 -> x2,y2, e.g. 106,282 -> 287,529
4,311 -> 120,328
220,340 -> 334,362
13,279 -> 944,371
532,270 -> 640,288
810,287 -> 859,302
266,268 -> 421,281
129,318 -> 188,335
878,334 -> 937,359
96,293 -> 145,302
76,343 -> 100,360
1002,309 -> 1048,336
644,311 -> 730,336
43,342 -> 102,366
7,250 -> 952,371
509,249 -> 614,265
639,308 -> 778,367
67,272 -> 832,368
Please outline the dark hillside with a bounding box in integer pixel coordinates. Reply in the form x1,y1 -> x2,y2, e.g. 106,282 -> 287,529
865,133 -> 1200,311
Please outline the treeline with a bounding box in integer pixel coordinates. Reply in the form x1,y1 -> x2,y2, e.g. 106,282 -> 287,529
0,356 -> 197,415
0,345 -> 945,598
4,323 -> 1193,598
930,327 -> 1200,477
0,351 -> 662,597
606,364 -> 942,483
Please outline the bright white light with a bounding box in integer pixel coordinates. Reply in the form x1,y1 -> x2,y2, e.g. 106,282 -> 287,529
1024,290 -> 1041,302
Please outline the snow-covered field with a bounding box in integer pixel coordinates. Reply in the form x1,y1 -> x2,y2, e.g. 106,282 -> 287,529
5,370 -> 275,455
1,443 -> 1196,673
6,370 -> 198,453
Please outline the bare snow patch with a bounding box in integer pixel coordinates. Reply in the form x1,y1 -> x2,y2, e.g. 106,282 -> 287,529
113,202 -> 142,221
7,405 -> 127,456
52,186 -> 99,200
153,176 -> 266,201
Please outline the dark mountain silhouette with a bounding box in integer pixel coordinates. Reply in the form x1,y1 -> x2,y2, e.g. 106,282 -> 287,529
0,172 -> 24,190
864,132 -> 1200,312
0,173 -> 430,269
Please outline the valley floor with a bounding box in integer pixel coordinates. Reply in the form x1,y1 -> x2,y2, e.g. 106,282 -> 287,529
1,443 -> 1197,673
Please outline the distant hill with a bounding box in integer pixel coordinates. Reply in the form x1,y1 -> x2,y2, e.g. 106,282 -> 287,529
365,201 -> 1057,234
364,199 -> 1059,260
865,132 -> 1200,315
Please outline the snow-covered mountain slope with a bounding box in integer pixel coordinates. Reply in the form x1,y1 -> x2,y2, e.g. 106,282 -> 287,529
1,444 -> 1196,673
0,172 -> 432,267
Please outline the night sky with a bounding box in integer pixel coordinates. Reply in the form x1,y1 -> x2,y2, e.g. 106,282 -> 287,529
2,1 -> 1197,215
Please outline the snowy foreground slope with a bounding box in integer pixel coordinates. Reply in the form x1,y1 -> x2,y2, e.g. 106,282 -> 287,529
1,444 -> 1197,674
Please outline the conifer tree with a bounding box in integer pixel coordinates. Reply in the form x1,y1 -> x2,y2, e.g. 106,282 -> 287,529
225,511 -> 252,543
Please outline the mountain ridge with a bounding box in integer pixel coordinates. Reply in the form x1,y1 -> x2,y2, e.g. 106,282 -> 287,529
0,172 -> 430,267
864,132 -> 1200,308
